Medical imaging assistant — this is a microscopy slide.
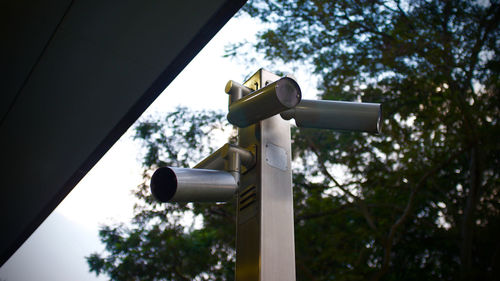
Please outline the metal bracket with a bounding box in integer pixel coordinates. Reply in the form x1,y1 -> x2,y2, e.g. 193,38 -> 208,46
239,144 -> 257,174
194,143 -> 255,170
194,143 -> 256,185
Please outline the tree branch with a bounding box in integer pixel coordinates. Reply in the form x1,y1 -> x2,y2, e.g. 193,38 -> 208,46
370,147 -> 465,281
341,12 -> 394,41
305,135 -> 378,233
460,144 -> 484,280
174,265 -> 191,281
395,0 -> 416,32
207,207 -> 235,223
295,204 -> 353,222
465,2 -> 500,94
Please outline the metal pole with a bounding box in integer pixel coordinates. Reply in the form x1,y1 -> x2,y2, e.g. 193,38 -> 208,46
235,69 -> 296,281
150,68 -> 382,279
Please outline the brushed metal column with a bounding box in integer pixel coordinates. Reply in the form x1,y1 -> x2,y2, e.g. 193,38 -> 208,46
235,69 -> 296,281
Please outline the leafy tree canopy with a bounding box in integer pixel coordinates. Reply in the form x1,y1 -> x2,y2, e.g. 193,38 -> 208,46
88,0 -> 499,280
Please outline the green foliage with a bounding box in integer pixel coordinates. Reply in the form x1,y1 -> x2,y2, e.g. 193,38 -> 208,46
87,224 -> 231,280
241,0 -> 499,279
88,1 -> 499,280
88,108 -> 237,281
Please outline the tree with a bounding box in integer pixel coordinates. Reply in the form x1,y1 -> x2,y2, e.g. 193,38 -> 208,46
87,108 -> 238,280
88,0 -> 500,280
245,0 -> 500,279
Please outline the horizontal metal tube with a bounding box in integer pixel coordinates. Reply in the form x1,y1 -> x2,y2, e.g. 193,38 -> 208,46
227,77 -> 301,128
281,99 -> 382,133
150,167 -> 237,203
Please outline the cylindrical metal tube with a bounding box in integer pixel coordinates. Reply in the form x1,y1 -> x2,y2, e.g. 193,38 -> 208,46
227,144 -> 254,168
150,167 -> 237,203
225,80 -> 253,104
227,77 -> 302,128
281,99 -> 382,133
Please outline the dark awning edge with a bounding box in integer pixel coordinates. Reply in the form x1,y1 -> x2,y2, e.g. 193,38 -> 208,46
0,0 -> 247,266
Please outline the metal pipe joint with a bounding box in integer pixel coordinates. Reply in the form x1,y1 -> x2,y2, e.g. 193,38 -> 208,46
195,143 -> 256,186
225,80 -> 253,105
194,143 -> 255,173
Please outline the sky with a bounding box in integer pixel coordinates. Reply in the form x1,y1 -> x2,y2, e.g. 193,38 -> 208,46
0,11 -> 319,281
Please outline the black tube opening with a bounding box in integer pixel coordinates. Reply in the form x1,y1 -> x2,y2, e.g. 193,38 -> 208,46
275,77 -> 301,108
150,167 -> 177,202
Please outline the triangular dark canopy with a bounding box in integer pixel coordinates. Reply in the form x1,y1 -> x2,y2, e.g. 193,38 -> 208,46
0,0 -> 246,266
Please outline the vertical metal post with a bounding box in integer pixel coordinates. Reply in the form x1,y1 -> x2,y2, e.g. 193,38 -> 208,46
235,69 -> 296,281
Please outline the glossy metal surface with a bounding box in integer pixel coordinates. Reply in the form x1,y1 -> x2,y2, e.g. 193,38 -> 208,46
194,143 -> 255,171
227,77 -> 301,128
225,80 -> 253,104
236,69 -> 296,281
281,99 -> 382,133
150,167 -> 237,202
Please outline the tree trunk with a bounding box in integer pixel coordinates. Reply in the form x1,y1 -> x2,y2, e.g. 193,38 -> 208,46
460,145 -> 482,280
